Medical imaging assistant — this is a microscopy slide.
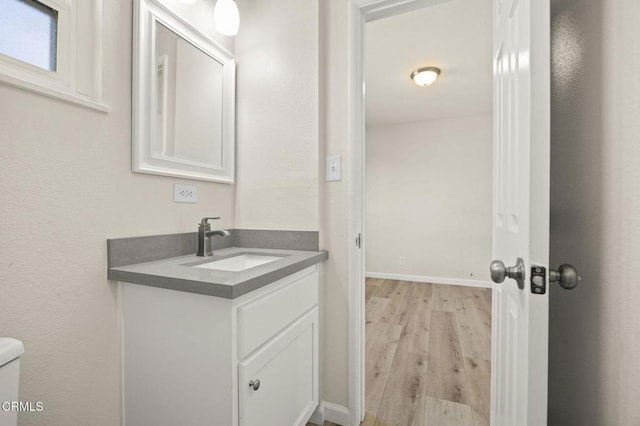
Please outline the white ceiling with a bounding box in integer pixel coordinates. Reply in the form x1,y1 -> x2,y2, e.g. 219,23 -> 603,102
365,0 -> 493,126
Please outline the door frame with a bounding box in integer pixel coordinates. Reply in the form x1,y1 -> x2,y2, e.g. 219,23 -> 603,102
346,1 -> 458,425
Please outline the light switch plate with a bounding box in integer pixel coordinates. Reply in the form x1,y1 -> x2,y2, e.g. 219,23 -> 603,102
174,184 -> 198,203
326,154 -> 342,182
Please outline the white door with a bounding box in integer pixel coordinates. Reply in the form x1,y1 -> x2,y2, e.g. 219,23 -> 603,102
491,0 -> 550,425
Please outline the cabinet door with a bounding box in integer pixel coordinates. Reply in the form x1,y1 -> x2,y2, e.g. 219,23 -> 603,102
238,308 -> 318,426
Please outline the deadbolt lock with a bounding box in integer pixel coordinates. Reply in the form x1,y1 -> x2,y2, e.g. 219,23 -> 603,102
531,265 -> 546,294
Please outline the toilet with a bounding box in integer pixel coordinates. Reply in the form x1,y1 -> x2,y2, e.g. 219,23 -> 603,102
0,338 -> 24,426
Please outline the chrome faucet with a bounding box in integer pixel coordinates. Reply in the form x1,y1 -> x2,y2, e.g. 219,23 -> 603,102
196,217 -> 231,257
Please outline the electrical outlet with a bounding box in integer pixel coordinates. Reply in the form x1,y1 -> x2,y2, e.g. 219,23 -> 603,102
399,256 -> 406,265
174,184 -> 198,203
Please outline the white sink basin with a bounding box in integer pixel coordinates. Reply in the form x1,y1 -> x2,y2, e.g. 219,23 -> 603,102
194,254 -> 282,272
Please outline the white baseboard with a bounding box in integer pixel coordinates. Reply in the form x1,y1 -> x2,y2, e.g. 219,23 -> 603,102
365,272 -> 493,289
308,401 -> 350,426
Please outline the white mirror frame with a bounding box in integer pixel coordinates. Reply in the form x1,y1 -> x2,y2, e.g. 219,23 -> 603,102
133,0 -> 235,183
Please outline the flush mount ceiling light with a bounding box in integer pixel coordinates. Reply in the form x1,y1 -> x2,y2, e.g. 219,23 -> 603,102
410,67 -> 441,87
214,0 -> 240,36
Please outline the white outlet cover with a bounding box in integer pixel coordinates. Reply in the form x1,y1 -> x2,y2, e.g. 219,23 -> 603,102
326,154 -> 342,182
174,184 -> 198,203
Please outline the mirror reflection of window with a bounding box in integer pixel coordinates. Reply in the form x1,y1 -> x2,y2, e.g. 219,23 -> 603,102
154,22 -> 224,168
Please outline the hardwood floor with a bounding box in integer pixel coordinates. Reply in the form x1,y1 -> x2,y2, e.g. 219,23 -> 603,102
309,279 -> 491,426
366,279 -> 491,426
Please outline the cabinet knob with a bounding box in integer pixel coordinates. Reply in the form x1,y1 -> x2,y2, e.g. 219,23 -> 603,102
249,379 -> 261,391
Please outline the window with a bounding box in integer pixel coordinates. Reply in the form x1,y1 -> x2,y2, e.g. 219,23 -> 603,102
0,0 -> 108,112
0,0 -> 58,71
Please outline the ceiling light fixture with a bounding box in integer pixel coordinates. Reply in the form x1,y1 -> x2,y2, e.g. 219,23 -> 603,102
214,0 -> 240,36
410,67 -> 441,87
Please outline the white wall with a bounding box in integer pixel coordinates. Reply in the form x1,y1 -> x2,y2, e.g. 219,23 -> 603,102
230,0 -> 335,412
0,1 -> 234,425
319,0 -> 351,408
365,115 -> 492,282
234,0 -> 319,231
549,0 -> 640,424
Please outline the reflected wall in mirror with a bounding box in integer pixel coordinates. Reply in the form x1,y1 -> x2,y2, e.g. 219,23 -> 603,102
133,0 -> 235,183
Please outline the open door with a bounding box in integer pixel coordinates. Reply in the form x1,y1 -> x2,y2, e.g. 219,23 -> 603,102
347,0 -> 581,424
490,0 -> 581,422
490,0 -> 551,424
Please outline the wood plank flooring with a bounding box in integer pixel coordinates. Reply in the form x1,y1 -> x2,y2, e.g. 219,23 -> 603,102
364,279 -> 491,426
309,279 -> 491,426
365,279 -> 491,426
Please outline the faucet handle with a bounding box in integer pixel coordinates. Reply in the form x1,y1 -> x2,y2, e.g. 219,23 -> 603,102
199,217 -> 221,227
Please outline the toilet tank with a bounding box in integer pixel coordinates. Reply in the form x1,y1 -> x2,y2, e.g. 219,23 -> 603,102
0,338 -> 24,426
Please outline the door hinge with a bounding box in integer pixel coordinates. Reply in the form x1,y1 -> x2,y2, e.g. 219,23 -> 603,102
355,233 -> 362,248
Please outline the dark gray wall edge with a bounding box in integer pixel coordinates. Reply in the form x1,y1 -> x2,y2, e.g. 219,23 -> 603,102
107,229 -> 320,268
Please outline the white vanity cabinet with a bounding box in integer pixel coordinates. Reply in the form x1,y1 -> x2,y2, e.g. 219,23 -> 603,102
239,310 -> 317,426
121,265 -> 319,426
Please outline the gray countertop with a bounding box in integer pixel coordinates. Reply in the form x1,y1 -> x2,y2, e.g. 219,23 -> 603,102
108,247 -> 328,299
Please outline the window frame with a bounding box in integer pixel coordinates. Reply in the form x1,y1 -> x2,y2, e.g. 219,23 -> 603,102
0,0 -> 109,112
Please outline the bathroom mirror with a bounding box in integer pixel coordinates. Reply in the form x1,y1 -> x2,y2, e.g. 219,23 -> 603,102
133,0 -> 235,183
